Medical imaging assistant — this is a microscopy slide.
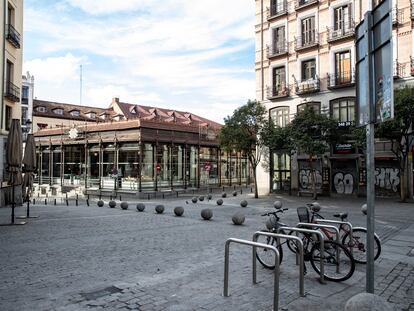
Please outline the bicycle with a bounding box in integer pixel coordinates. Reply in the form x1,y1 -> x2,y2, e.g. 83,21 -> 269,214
288,202 -> 381,264
256,205 -> 355,282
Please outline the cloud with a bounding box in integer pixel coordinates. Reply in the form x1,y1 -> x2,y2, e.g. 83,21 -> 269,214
23,1 -> 256,122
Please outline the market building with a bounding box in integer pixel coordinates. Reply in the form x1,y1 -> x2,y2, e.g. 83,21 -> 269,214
33,98 -> 253,194
255,0 -> 414,198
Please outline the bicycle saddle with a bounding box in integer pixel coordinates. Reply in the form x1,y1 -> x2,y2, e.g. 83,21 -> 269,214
333,212 -> 348,221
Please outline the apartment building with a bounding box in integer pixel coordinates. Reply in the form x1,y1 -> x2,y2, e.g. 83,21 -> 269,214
22,71 -> 34,140
255,0 -> 414,197
0,0 -> 23,205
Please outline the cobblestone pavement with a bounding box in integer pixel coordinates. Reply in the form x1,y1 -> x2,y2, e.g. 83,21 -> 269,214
0,190 -> 413,310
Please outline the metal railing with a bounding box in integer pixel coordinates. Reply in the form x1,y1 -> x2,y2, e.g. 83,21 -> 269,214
223,238 -> 280,311
266,84 -> 290,99
315,219 -> 353,255
4,81 -> 20,102
327,71 -> 355,89
266,41 -> 288,58
297,223 -> 341,273
294,33 -> 319,51
6,24 -> 21,48
253,231 -> 305,296
295,78 -> 320,95
411,56 -> 414,76
412,2 -> 414,20
267,0 -> 288,19
327,21 -> 355,42
392,7 -> 402,25
278,227 -> 325,284
393,61 -> 405,78
295,0 -> 318,10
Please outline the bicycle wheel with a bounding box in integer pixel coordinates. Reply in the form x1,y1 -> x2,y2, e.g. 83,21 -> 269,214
342,228 -> 381,264
255,233 -> 283,269
310,240 -> 355,282
286,231 -> 309,254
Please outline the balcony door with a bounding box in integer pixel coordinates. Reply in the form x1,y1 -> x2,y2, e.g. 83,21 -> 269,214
301,16 -> 315,45
273,26 -> 285,53
335,51 -> 351,84
302,59 -> 316,81
334,4 -> 351,31
273,66 -> 286,91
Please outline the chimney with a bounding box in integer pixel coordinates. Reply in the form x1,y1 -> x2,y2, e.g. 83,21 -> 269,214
112,97 -> 119,104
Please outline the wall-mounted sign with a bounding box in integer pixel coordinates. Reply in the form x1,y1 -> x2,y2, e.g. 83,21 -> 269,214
68,127 -> 79,139
334,143 -> 355,154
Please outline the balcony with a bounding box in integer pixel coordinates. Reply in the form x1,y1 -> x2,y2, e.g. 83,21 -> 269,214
266,84 -> 290,99
392,7 -> 402,26
393,61 -> 405,79
295,0 -> 318,11
266,42 -> 288,59
327,71 -> 355,89
411,57 -> 414,76
6,24 -> 21,49
267,0 -> 288,20
327,22 -> 355,43
4,81 -> 20,102
295,78 -> 320,95
294,33 -> 319,51
411,2 -> 414,20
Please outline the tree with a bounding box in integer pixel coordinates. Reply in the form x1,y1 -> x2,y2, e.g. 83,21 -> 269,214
219,100 -> 267,198
287,108 -> 336,199
376,86 -> 414,202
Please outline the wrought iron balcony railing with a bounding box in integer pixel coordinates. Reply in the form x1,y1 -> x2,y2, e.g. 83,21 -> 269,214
294,32 -> 319,51
266,84 -> 290,99
411,56 -> 414,76
392,7 -> 402,25
266,41 -> 288,58
295,0 -> 318,11
295,78 -> 320,95
327,21 -> 355,43
6,24 -> 21,49
267,0 -> 288,20
393,61 -> 405,79
327,71 -> 355,89
4,81 -> 20,102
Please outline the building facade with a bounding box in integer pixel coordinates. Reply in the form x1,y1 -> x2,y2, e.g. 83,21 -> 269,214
0,0 -> 23,205
34,98 -> 252,194
255,0 -> 414,197
22,71 -> 34,140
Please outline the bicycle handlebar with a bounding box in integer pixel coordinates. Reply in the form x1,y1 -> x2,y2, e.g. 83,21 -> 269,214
261,208 -> 288,217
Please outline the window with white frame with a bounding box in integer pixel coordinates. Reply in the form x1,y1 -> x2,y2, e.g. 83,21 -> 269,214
331,98 -> 355,123
297,102 -> 321,114
272,26 -> 286,53
53,108 -> 64,115
301,59 -> 316,81
36,106 -> 46,113
70,110 -> 80,117
333,4 -> 352,31
301,16 -> 316,45
270,106 -> 290,127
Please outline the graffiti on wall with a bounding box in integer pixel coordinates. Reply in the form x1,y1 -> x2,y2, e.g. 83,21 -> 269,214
375,167 -> 400,193
299,169 -> 322,191
333,172 -> 354,194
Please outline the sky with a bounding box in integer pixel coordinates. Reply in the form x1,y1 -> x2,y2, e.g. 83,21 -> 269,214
23,0 -> 256,123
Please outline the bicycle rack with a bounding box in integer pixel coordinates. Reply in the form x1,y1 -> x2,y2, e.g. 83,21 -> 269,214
278,227 -> 326,284
297,223 -> 341,274
315,219 -> 353,255
223,238 -> 280,311
253,231 -> 305,297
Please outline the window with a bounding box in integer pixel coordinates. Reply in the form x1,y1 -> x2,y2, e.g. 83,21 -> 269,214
331,98 -> 355,123
334,4 -> 352,31
37,123 -> 48,130
36,106 -> 46,113
5,106 -> 12,131
6,60 -> 13,83
7,3 -> 14,26
70,110 -> 80,117
21,107 -> 28,124
272,66 -> 286,89
297,102 -> 321,114
22,86 -> 29,99
301,16 -> 316,45
301,59 -> 316,80
53,108 -> 64,115
270,0 -> 286,15
335,50 -> 351,83
270,107 -> 290,127
89,112 -> 96,119
273,26 -> 286,53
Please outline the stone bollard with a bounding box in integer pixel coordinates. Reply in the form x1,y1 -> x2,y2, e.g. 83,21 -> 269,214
97,200 -> 104,207
207,194 -> 212,200
109,201 -> 116,208
232,191 -> 237,197
120,202 -> 128,210
174,206 -> 184,217
240,200 -> 248,208
136,203 -> 145,212
274,201 -> 282,209
155,205 -> 165,214
198,196 -> 204,202
221,192 -> 227,198
191,197 -> 198,203
232,212 -> 245,225
201,209 -> 213,220
216,199 -> 223,206
344,293 -> 394,311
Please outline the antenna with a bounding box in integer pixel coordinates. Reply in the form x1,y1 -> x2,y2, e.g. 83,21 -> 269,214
80,64 -> 83,106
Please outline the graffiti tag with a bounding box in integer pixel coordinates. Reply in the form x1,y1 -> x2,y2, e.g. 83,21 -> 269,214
375,167 -> 400,193
299,169 -> 322,190
333,172 -> 354,194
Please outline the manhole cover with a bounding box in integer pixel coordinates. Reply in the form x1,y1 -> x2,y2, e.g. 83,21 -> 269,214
81,286 -> 122,301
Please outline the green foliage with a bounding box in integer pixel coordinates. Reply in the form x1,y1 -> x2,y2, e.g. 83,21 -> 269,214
287,108 -> 337,157
219,100 -> 267,158
261,119 -> 292,154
